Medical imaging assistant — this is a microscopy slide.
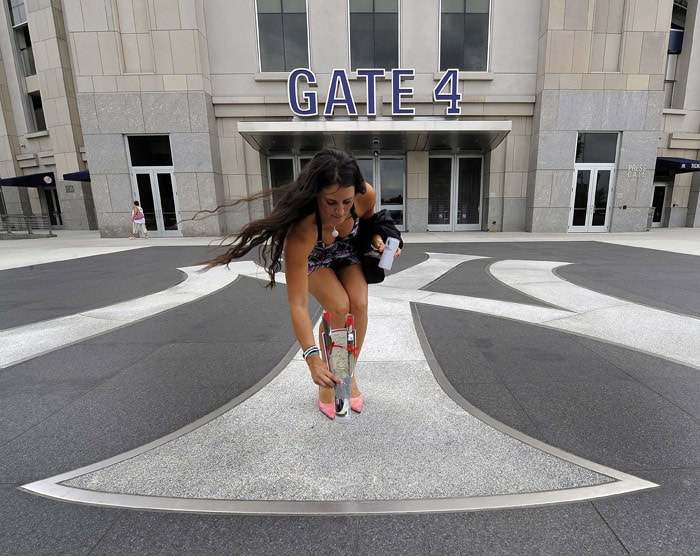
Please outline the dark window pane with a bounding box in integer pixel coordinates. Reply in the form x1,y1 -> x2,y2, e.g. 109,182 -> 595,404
351,13 -> 374,69
350,1 -> 397,70
441,0 -> 463,14
16,25 -> 35,76
128,136 -> 173,166
374,12 -> 398,69
441,2 -> 489,71
440,13 -> 464,70
283,0 -> 305,12
463,13 -> 488,71
429,158 -> 452,226
350,0 -> 372,11
283,12 -> 308,70
258,2 -> 308,72
592,170 -> 610,226
258,13 -> 285,72
357,159 -> 374,185
9,0 -> 27,25
576,133 -> 618,163
135,173 -> 156,229
573,170 -> 590,226
29,91 -> 45,131
457,158 -> 481,224
257,0 -> 281,13
379,158 -> 404,205
157,173 -> 179,230
269,158 -> 294,206
375,0 -> 397,12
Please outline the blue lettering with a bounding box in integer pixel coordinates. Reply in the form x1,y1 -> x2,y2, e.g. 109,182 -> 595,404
433,69 -> 461,115
288,68 -> 466,116
391,69 -> 415,115
324,69 -> 357,116
356,69 -> 385,116
288,68 -> 318,117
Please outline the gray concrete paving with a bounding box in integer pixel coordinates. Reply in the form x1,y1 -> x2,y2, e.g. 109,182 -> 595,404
1,228 -> 699,554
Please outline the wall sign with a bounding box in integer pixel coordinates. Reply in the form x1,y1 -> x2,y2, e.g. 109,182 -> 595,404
627,165 -> 647,178
287,68 -> 462,117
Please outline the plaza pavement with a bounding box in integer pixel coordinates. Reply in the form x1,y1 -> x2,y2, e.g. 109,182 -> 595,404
1,228 -> 699,554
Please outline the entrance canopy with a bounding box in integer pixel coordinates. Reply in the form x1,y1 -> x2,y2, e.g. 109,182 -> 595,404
62,170 -> 91,181
655,156 -> 700,175
0,171 -> 55,188
238,119 -> 512,155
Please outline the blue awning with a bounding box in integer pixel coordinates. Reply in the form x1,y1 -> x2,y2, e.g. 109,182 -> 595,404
656,157 -> 700,175
0,171 -> 55,188
62,170 -> 91,181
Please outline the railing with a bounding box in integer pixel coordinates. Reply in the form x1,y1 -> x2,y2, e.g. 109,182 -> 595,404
0,213 -> 55,237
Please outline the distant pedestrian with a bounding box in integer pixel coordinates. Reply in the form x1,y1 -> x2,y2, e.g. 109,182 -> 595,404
130,201 -> 148,239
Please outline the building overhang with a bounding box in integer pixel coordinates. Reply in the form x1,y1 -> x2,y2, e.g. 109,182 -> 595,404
62,170 -> 91,182
655,156 -> 700,175
237,119 -> 512,155
0,171 -> 55,188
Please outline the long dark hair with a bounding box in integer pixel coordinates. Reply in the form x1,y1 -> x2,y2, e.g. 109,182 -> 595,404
202,148 -> 366,286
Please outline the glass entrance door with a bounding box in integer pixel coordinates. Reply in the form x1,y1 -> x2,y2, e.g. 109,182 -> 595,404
356,156 -> 405,230
569,166 -> 614,232
43,187 -> 62,226
428,156 -> 482,231
651,184 -> 667,227
133,170 -> 180,237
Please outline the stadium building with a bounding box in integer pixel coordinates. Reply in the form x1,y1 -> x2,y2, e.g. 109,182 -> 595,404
0,0 -> 698,237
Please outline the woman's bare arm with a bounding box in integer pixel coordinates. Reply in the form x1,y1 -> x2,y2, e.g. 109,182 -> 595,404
283,218 -> 341,388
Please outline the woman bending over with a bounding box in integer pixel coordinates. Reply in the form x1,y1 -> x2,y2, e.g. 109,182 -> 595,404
204,148 -> 401,419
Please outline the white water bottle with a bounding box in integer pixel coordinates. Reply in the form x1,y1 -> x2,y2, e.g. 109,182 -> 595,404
378,237 -> 400,270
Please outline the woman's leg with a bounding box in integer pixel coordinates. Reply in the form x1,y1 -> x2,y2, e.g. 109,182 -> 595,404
308,264 -> 368,402
308,267 -> 355,403
336,265 -> 368,401
335,264 -> 369,358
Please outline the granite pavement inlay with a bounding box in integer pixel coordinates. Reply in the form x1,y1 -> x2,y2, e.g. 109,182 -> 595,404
21,253 -> 658,514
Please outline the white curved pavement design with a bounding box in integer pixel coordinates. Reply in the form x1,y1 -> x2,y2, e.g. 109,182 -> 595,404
0,262 -> 259,369
18,252 -> 688,514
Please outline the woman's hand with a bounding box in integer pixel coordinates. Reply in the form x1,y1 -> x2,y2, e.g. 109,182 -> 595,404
372,234 -> 402,259
307,356 -> 342,388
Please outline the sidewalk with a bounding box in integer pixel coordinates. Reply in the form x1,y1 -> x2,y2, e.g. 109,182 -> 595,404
1,227 -> 699,554
1,227 -> 699,271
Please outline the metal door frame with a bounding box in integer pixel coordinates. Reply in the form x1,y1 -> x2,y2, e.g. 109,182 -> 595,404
428,154 -> 483,232
130,168 -> 181,237
651,183 -> 668,228
568,164 -> 615,232
357,155 -> 407,232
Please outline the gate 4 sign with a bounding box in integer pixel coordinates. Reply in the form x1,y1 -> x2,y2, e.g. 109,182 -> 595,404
287,68 -> 462,117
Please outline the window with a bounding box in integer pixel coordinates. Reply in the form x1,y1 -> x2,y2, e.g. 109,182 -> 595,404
29,91 -> 45,131
570,133 -> 618,232
440,0 -> 490,72
127,136 -> 173,166
7,0 -> 35,76
257,0 -> 309,72
665,1 -> 687,108
350,0 -> 399,71
269,158 -> 294,207
575,133 -> 618,164
267,155 -> 311,207
7,0 -> 25,23
357,156 -> 406,228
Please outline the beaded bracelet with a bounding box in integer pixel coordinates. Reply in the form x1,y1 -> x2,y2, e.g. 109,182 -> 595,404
302,345 -> 321,360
